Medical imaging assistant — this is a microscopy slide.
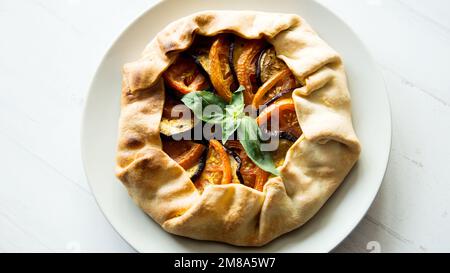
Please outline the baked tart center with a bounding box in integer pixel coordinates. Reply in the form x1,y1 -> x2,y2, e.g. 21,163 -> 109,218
160,34 -> 303,192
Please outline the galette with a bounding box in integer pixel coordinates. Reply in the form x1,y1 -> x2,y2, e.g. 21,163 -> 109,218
116,10 -> 360,246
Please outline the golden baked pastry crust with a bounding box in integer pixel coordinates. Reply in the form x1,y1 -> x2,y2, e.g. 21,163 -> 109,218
116,10 -> 361,246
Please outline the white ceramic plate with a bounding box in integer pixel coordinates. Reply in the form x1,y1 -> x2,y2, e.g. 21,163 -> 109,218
81,0 -> 391,252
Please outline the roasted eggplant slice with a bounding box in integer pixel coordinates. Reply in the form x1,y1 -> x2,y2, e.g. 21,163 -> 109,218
160,117 -> 194,137
160,95 -> 195,136
257,47 -> 289,83
252,69 -> 297,108
253,47 -> 301,108
261,87 -> 295,109
225,140 -> 269,190
255,48 -> 265,87
186,145 -> 208,181
228,36 -> 239,86
279,131 -> 298,142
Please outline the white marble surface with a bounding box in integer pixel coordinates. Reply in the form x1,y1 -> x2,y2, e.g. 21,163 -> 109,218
1,0 -> 449,253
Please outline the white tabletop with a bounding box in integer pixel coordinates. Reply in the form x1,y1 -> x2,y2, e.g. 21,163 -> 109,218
1,0 -> 449,253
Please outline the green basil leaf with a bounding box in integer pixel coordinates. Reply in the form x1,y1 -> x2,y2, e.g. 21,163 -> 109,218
197,91 -> 228,109
229,85 -> 245,112
238,116 -> 280,176
221,118 -> 241,144
221,86 -> 245,144
181,91 -> 227,123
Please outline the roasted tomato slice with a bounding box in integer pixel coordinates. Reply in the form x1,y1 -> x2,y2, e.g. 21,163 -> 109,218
233,38 -> 266,104
195,139 -> 232,192
163,55 -> 210,95
252,68 -> 297,108
162,139 -> 206,170
225,140 -> 269,191
256,98 -> 303,138
209,35 -> 237,102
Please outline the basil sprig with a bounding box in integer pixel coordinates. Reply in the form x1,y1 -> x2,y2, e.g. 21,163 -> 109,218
238,116 -> 280,176
181,86 -> 280,176
222,86 -> 245,144
181,90 -> 227,123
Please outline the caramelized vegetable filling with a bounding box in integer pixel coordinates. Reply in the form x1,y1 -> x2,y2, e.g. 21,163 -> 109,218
162,139 -> 206,170
160,34 -> 303,192
256,98 -> 303,138
160,95 -> 194,137
233,38 -> 267,104
209,35 -> 238,102
225,140 -> 269,191
163,55 -> 210,95
195,140 -> 232,192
